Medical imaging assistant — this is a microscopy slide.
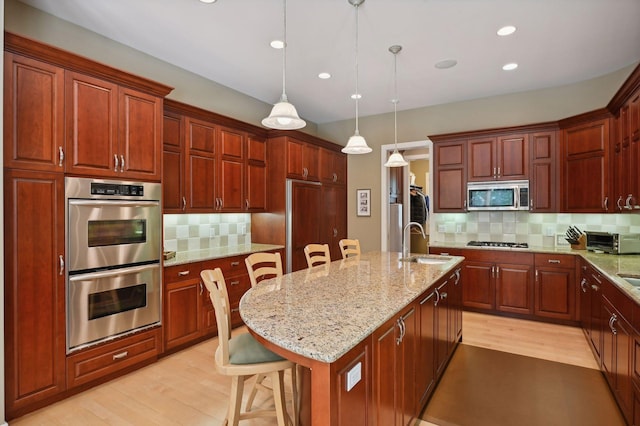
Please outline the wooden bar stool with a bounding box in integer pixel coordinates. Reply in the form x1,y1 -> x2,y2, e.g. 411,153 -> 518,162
338,239 -> 361,259
303,243 -> 331,268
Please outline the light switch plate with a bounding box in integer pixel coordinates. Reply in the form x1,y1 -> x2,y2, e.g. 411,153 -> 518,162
346,362 -> 362,392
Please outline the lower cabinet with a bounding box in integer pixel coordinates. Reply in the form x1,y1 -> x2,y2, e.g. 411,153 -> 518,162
579,259 -> 603,363
533,253 -> 576,321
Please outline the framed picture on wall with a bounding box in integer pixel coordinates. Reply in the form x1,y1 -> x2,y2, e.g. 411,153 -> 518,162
357,189 -> 371,217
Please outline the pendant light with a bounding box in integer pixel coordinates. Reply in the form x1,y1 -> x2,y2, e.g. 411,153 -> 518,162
262,0 -> 306,130
342,0 -> 372,154
384,45 -> 408,167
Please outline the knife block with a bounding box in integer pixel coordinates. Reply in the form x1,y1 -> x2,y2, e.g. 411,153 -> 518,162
571,234 -> 586,250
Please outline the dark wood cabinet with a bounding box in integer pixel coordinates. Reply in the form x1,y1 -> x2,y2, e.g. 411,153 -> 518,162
462,260 -> 495,310
613,88 -> 640,211
468,134 -> 528,182
321,183 -> 347,261
495,263 -> 534,315
162,112 -> 185,212
371,304 -> 417,426
579,260 -> 603,364
65,72 -> 163,181
529,130 -> 558,212
561,117 -> 611,212
286,137 -> 319,181
185,116 -> 217,212
245,135 -> 267,212
4,53 -> 65,172
319,147 -> 347,184
432,140 -> 466,212
216,126 -> 245,212
4,170 -> 66,418
163,262 -> 204,351
416,290 -> 436,409
533,253 -> 576,321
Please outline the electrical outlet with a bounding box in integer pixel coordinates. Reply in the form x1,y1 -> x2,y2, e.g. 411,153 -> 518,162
346,362 -> 362,392
438,225 -> 446,233
456,224 -> 463,233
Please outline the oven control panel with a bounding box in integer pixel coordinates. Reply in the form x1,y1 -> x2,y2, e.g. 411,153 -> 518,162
91,183 -> 144,197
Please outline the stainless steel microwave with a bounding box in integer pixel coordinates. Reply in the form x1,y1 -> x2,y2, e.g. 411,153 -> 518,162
467,180 -> 529,211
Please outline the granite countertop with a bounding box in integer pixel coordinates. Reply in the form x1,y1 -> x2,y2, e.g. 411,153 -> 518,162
163,243 -> 284,267
240,251 -> 464,364
429,241 -> 640,304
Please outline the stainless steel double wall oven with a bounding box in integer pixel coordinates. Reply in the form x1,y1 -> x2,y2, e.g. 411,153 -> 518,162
65,177 -> 162,352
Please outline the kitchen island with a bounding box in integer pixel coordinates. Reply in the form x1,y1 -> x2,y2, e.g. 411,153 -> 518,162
240,251 -> 464,426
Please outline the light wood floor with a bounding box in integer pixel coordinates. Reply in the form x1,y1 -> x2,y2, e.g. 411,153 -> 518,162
11,312 -> 598,425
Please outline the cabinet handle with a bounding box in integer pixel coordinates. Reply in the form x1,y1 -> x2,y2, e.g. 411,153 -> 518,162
547,259 -> 561,264
497,167 -> 501,178
626,194 -> 633,210
434,288 -> 440,306
113,351 -> 129,360
114,154 -> 119,172
603,196 -> 609,211
491,265 -> 495,279
439,252 -> 450,256
463,200 -> 467,210
230,280 -> 240,286
230,261 -> 240,267
58,146 -> 64,167
454,269 -> 461,285
440,292 -> 448,300
396,318 -> 405,346
178,270 -> 190,276
333,228 -> 338,237
219,198 -> 223,210
59,255 -> 65,276
231,308 -> 239,313
530,198 -> 534,210
535,269 -> 539,282
591,284 -> 599,292
580,278 -> 587,293
591,274 -> 602,285
120,155 -> 125,172
245,199 -> 250,210
495,266 -> 500,279
182,197 -> 187,211
333,172 -> 338,182
493,167 -> 497,178
617,196 -> 624,211
199,281 -> 204,295
609,314 -> 618,335
420,292 -> 435,305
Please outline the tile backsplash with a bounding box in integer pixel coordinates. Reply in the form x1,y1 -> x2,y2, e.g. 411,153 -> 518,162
432,212 -> 640,248
163,213 -> 251,253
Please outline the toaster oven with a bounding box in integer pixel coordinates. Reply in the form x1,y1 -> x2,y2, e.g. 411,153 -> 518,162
585,231 -> 640,254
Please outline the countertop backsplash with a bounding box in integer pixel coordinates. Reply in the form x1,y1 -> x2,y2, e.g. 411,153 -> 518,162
432,212 -> 640,247
163,213 -> 251,253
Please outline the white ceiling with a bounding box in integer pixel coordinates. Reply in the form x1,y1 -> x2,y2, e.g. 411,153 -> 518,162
18,0 -> 640,125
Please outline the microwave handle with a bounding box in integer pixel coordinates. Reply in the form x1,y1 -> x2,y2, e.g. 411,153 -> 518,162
69,200 -> 160,208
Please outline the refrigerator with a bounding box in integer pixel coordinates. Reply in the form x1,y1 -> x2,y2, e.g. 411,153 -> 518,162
388,203 -> 403,253
286,179 -> 322,273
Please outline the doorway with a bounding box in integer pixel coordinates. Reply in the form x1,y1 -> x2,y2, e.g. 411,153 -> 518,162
380,140 -> 432,252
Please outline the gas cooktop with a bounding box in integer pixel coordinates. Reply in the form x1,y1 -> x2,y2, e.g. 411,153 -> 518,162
467,241 -> 529,249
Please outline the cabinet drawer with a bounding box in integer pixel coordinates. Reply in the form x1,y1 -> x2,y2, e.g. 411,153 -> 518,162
202,254 -> 246,277
66,327 -> 161,388
534,253 -> 575,269
227,274 -> 252,301
164,262 -> 203,285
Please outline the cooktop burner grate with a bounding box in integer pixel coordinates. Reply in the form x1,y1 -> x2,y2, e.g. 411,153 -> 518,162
467,241 -> 529,248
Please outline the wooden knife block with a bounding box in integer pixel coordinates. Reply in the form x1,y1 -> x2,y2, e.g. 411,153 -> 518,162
571,234 -> 586,250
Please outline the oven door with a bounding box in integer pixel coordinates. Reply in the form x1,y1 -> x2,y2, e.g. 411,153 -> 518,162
68,199 -> 161,271
67,263 -> 161,352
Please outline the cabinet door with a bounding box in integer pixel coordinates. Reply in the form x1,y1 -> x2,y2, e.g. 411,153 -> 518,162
529,131 -> 557,212
245,136 -> 267,212
118,87 -> 162,181
462,261 -> 494,310
562,119 -> 610,212
65,71 -> 118,177
185,117 -> 216,211
162,113 -> 184,212
416,291 -> 436,409
290,181 -> 322,272
4,170 -> 66,416
628,91 -> 640,208
467,137 -> 496,181
434,281 -> 451,377
322,184 -> 347,260
400,307 -> 417,425
319,148 -> 347,184
4,53 -> 65,172
497,134 -> 528,180
534,267 -> 576,320
433,141 -> 466,212
372,315 -> 401,426
302,143 -> 319,181
164,265 -> 202,350
217,127 -> 245,211
495,263 -> 533,315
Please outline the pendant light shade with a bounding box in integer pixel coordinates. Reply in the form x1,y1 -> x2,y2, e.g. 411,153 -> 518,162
262,0 -> 306,130
342,0 -> 372,155
384,45 -> 408,168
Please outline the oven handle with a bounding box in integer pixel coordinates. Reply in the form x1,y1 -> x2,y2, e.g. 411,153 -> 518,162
68,200 -> 160,208
69,263 -> 160,281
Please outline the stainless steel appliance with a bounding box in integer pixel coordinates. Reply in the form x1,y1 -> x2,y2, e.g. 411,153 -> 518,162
585,231 -> 640,254
388,203 -> 403,252
65,177 -> 162,352
467,241 -> 529,248
467,180 -> 529,211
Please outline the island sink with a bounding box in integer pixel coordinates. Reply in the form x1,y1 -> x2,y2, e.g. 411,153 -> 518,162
618,274 -> 640,287
400,255 -> 452,265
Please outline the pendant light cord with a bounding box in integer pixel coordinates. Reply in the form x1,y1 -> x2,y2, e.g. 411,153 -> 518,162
393,50 -> 398,147
354,3 -> 360,135
281,0 -> 288,101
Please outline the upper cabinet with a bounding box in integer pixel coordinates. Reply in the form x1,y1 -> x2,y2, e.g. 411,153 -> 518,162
4,33 -> 172,181
561,115 -> 611,213
467,134 -> 528,182
433,139 -> 467,212
4,53 -> 65,172
319,147 -> 347,184
162,100 -> 268,214
529,131 -> 558,212
286,137 -> 320,181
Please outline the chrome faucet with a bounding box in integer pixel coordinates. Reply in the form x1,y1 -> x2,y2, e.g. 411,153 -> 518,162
402,221 -> 426,258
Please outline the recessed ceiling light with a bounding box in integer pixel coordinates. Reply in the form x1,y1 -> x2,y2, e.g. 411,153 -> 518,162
435,59 -> 457,69
351,93 -> 361,100
502,62 -> 518,71
318,72 -> 331,79
497,25 -> 516,36
270,40 -> 285,49
199,0 -> 217,3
